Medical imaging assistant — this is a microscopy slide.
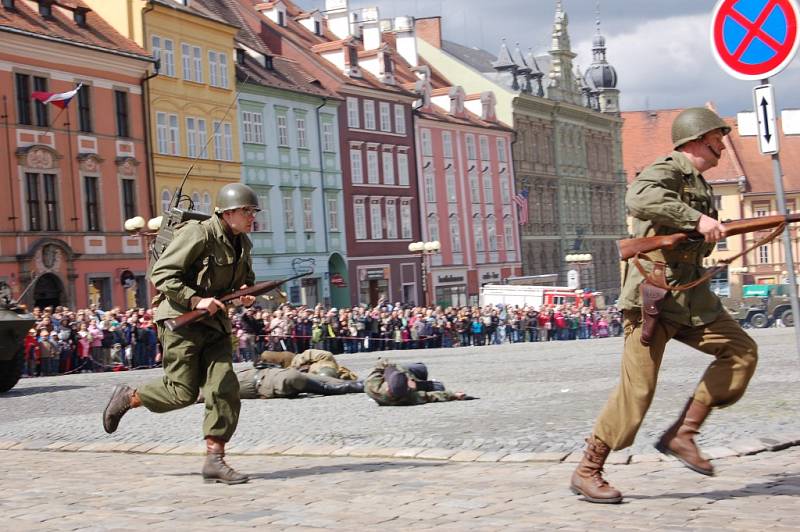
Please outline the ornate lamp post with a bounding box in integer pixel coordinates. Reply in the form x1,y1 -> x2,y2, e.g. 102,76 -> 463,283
408,240 -> 441,307
565,253 -> 593,289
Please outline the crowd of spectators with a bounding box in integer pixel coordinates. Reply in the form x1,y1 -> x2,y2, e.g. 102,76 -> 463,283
20,300 -> 623,378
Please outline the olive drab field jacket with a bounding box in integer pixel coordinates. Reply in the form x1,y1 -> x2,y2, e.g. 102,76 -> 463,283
149,214 -> 255,334
618,151 -> 723,327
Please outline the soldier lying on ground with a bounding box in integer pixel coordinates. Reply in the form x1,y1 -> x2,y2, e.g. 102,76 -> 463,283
259,348 -> 358,380
199,364 -> 363,401
365,359 -> 476,406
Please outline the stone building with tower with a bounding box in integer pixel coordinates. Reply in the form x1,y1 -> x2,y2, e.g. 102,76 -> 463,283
414,2 -> 627,298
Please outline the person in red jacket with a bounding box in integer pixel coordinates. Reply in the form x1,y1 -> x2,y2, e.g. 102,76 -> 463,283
23,328 -> 40,377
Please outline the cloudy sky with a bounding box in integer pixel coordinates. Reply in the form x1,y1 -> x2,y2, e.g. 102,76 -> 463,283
296,0 -> 800,117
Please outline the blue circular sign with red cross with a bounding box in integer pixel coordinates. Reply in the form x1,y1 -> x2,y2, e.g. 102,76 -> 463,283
711,0 -> 800,80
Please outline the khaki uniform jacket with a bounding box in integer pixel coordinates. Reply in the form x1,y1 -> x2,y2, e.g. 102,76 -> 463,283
365,359 -> 456,406
618,151 -> 722,326
150,215 -> 255,334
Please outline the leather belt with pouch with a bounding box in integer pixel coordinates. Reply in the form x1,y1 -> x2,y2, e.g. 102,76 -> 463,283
639,261 -> 669,347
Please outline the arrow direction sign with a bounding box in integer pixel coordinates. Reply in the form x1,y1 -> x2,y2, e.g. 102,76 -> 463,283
754,84 -> 779,154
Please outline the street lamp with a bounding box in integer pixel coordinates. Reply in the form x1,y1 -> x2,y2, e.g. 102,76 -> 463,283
565,253 -> 593,289
408,240 -> 441,306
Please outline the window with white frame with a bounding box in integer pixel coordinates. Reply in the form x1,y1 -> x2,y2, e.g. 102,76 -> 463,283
504,215 -> 514,250
327,197 -> 339,231
479,135 -> 490,161
322,121 -> 335,151
469,169 -> 480,203
283,194 -> 295,231
208,50 -> 218,87
182,43 -> 202,82
397,152 -> 409,185
385,200 -> 397,239
191,192 -> 200,212
382,151 -> 394,185
296,116 -> 307,148
401,201 -> 412,239
428,213 -> 439,243
446,170 -> 456,203
449,214 -> 461,253
241,111 -> 264,144
156,112 -> 168,154
160,188 -> 171,214
207,50 -> 228,88
758,244 -> 770,264
487,215 -> 497,251
218,51 -> 228,88
186,117 -> 197,157
442,131 -> 453,159
465,134 -> 477,159
213,120 -> 222,160
201,192 -> 211,214
363,99 -> 376,130
168,114 -> 180,155
276,114 -> 288,146
754,203 -> 769,217
303,196 -> 313,231
255,193 -> 271,231
347,97 -> 359,128
354,201 -> 367,239
501,179 -> 511,204
223,122 -> 233,160
379,102 -> 391,132
394,104 -> 405,134
151,34 -> 162,67
483,173 -> 493,203
152,36 -> 175,77
421,128 -> 432,156
367,151 -> 379,184
473,214 -> 484,251
350,148 -> 363,183
370,201 -> 382,239
193,45 -> 202,83
424,168 -> 436,202
497,137 -> 507,162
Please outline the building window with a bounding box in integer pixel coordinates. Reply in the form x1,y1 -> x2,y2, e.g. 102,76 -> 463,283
370,201 -> 382,239
379,101 -> 391,132
241,111 -> 264,144
758,245 -> 770,264
42,174 -> 58,231
754,203 -> 769,217
327,197 -> 339,231
394,104 -> 405,134
201,192 -> 211,214
121,178 -> 136,221
363,99 -> 376,130
208,50 -> 218,86
385,201 -> 397,239
303,196 -> 314,231
115,90 -> 129,138
168,114 -> 180,155
713,195 -> 722,210
193,46 -> 203,83
254,193 -> 271,232
78,85 -> 92,133
85,176 -> 100,232
442,131 -> 453,159
497,138 -> 507,162
26,173 -> 41,231
213,121 -> 222,159
181,44 -> 203,82
33,76 -> 48,127
504,214 -> 514,250
322,120 -> 335,151
483,173 -> 493,203
487,215 -> 497,251
501,179 -> 511,204
283,194 -> 295,231
15,73 -> 32,125
474,214 -> 484,252
354,201 -> 367,240
397,153 -> 409,185
25,173 -> 58,231
161,189 -> 171,214
465,134 -> 477,160
296,116 -> 307,148
424,169 -> 436,203
219,52 -> 228,88
382,151 -> 394,185
223,122 -> 233,160
153,36 -> 175,76
350,149 -> 363,183
479,135 -> 490,161
421,129 -> 432,156
428,213 -> 439,243
182,43 -> 191,80
469,170 -> 480,203
186,117 -> 207,158
449,214 -> 461,253
156,112 -> 168,153
446,170 -> 456,203
277,114 -> 288,146
400,202 -> 412,239
367,151 -> 379,184
186,117 -> 197,157
347,97 -> 359,128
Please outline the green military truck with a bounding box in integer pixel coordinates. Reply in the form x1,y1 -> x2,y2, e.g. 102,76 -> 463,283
722,284 -> 794,329
0,282 -> 36,393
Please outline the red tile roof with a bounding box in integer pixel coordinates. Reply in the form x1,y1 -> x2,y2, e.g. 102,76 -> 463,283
0,0 -> 150,59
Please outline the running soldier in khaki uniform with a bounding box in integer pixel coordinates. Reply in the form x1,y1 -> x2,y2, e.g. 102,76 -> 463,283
103,183 -> 261,485
570,108 -> 758,503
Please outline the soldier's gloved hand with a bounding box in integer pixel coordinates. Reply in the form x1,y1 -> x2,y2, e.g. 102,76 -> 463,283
196,297 -> 225,315
696,214 -> 726,243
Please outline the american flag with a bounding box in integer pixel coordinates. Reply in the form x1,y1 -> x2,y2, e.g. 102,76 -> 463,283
512,189 -> 529,225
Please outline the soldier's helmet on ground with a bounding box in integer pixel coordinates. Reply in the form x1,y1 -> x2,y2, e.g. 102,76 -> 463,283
316,366 -> 339,378
672,107 -> 731,149
215,183 -> 260,213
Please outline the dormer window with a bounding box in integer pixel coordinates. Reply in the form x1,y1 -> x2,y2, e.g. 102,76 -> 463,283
2,0 -> 15,10
235,48 -> 246,65
74,8 -> 89,27
38,0 -> 52,18
315,20 -> 321,35
266,55 -> 274,70
348,46 -> 358,68
278,10 -> 285,26
260,1 -> 287,27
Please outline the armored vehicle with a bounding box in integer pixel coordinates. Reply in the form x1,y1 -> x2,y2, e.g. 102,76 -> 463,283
722,284 -> 794,329
0,281 -> 36,393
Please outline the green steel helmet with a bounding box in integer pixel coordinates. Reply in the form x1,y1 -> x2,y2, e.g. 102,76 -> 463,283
215,183 -> 260,213
316,366 -> 339,378
671,107 -> 731,149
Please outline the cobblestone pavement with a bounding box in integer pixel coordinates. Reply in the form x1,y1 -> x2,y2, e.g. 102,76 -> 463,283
1,328 -> 799,462
1,446 -> 799,531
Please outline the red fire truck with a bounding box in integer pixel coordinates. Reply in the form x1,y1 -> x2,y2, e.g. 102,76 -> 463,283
479,284 -> 605,309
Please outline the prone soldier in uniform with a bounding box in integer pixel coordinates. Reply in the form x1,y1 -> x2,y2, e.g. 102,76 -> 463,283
102,183 -> 262,485
570,108 -> 758,504
365,359 -> 474,406
228,364 -> 363,400
259,348 -> 358,380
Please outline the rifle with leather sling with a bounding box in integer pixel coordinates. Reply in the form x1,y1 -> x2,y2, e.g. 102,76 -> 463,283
617,213 -> 800,346
618,213 -> 800,261
164,272 -> 310,331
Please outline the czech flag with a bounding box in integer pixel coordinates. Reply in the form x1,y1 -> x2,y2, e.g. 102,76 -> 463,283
31,83 -> 83,109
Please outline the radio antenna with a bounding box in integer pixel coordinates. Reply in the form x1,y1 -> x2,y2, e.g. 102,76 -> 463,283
171,71 -> 252,210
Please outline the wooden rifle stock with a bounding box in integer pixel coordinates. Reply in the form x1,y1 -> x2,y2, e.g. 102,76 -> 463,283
164,271 -> 310,331
618,214 -> 800,260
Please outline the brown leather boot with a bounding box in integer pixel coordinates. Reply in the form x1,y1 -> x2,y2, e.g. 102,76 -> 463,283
570,435 -> 623,504
202,438 -> 249,485
655,398 -> 714,476
102,384 -> 140,434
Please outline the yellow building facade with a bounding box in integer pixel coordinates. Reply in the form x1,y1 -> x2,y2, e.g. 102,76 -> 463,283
84,0 -> 241,216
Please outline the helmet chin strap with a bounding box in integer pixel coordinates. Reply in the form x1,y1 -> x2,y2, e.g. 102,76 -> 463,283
705,143 -> 721,158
